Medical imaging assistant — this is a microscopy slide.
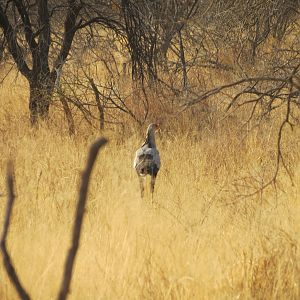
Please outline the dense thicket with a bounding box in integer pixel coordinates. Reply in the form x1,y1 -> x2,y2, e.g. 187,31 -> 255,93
1,0 -> 300,130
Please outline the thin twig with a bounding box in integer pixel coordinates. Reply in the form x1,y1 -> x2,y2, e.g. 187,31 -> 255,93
57,137 -> 108,300
181,76 -> 287,110
0,162 -> 31,300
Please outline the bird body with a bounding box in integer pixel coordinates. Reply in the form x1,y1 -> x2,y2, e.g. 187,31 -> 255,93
134,123 -> 160,197
134,145 -> 160,177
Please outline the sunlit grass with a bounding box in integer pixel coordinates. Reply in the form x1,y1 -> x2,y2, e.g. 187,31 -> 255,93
0,70 -> 300,299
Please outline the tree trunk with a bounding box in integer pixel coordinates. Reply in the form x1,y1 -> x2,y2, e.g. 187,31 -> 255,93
29,76 -> 55,124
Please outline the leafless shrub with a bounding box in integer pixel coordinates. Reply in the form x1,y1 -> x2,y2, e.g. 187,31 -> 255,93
180,42 -> 300,191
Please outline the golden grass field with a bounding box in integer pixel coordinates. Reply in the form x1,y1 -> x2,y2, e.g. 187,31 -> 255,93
1,71 -> 300,300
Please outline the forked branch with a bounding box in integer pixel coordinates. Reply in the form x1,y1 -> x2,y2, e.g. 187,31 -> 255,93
0,162 -> 31,300
1,138 -> 107,300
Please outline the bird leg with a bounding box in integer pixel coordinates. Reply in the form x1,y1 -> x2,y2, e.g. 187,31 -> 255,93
139,177 -> 145,198
150,174 -> 156,195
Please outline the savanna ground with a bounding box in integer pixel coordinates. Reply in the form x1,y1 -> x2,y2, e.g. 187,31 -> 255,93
0,69 -> 300,300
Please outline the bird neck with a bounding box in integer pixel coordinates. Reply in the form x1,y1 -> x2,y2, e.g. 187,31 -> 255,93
144,129 -> 156,148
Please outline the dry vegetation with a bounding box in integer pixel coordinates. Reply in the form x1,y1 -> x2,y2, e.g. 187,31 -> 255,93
0,65 -> 300,300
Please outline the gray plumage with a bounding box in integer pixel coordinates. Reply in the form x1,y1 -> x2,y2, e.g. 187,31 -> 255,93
134,123 -> 160,197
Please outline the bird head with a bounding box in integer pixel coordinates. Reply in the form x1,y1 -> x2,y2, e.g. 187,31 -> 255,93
148,123 -> 160,133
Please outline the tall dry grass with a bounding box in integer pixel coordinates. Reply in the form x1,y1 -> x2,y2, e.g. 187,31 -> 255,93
0,70 -> 300,300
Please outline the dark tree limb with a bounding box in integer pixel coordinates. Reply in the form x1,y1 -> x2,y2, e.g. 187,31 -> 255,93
178,29 -> 188,92
37,0 -> 51,69
0,162 -> 31,300
13,0 -> 38,52
52,0 -> 82,72
88,77 -> 105,131
57,137 -> 108,300
60,94 -> 75,136
0,5 -> 31,78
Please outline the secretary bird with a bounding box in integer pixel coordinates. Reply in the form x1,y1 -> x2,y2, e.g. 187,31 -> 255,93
134,123 -> 161,198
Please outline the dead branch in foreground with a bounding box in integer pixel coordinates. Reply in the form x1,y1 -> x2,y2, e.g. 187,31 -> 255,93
1,138 -> 108,300
0,162 -> 31,300
57,137 -> 108,300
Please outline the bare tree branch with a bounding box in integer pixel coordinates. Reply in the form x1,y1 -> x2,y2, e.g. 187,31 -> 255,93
181,76 -> 288,110
57,137 -> 108,300
52,0 -> 82,72
13,0 -> 38,52
0,4 -> 31,78
0,162 -> 31,300
88,76 -> 105,131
